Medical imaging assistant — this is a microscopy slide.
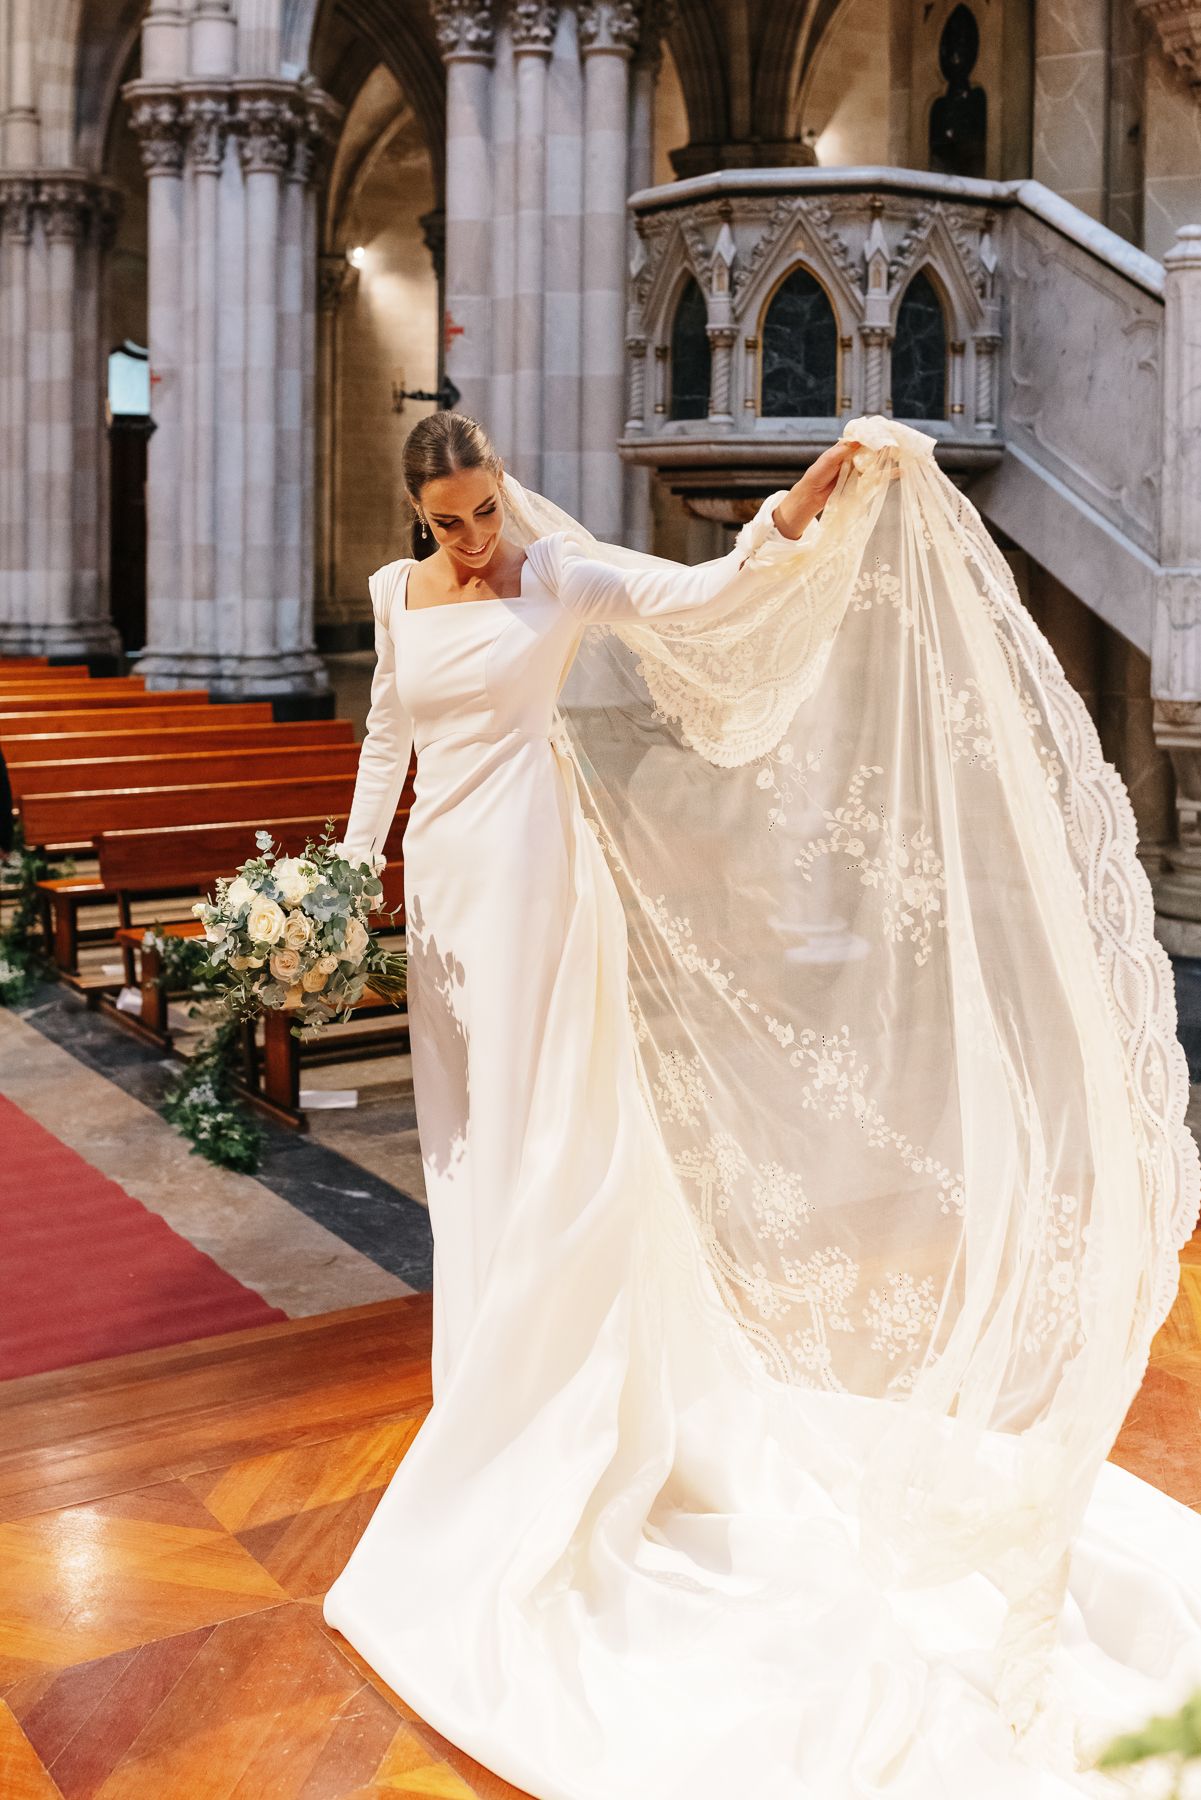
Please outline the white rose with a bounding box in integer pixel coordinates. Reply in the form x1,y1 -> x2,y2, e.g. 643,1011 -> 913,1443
316,953 -> 340,975
282,909 -> 311,949
274,857 -> 316,906
247,897 -> 286,945
341,916 -> 369,962
203,919 -> 229,944
226,875 -> 255,910
269,946 -> 302,983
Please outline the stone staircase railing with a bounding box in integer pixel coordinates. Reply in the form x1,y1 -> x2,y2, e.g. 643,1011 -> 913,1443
621,169 -> 1201,942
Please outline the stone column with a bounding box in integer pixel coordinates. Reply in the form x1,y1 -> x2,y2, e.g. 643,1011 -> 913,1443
126,84 -> 187,674
512,3 -> 557,490
3,0 -> 39,165
623,0 -> 672,550
543,4 -> 584,516
315,253 -> 355,637
1149,225 -> 1201,947
180,86 -> 229,661
0,176 -> 121,656
434,0 -> 496,428
0,180 -> 35,648
579,0 -> 639,541
129,75 -> 334,697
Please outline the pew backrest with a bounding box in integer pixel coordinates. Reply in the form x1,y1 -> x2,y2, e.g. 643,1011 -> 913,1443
1,718 -> 354,764
10,742 -> 363,799
0,703 -> 263,739
22,774 -> 362,847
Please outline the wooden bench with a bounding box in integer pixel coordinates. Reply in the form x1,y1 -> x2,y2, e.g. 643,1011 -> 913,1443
0,685 -> 206,713
0,664 -> 95,684
23,774 -> 364,851
2,717 -> 354,765
8,741 -> 364,800
100,813 -> 409,1127
0,702 -> 265,741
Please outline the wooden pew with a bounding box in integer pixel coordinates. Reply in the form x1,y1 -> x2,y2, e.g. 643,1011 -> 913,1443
23,774 -> 362,851
0,655 -> 50,666
2,717 -> 353,765
9,741 -> 363,799
99,812 -> 407,1067
0,684 -> 200,712
0,664 -> 95,684
0,702 -> 256,740
27,776 -> 362,973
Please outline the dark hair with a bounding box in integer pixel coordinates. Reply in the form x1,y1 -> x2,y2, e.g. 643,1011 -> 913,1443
403,412 -> 502,558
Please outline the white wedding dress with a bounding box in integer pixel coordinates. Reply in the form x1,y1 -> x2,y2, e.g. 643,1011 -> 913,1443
322,486 -> 1201,1799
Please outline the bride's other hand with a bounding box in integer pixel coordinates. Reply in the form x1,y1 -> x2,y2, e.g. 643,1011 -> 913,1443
772,440 -> 864,538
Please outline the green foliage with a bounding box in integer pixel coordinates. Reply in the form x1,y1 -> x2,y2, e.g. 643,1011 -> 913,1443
1096,1689 -> 1201,1797
160,1015 -> 264,1175
0,827 -> 73,1006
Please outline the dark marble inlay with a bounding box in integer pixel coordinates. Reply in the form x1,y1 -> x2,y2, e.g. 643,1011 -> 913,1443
760,267 -> 838,418
670,278 -> 711,420
14,984 -> 434,1291
891,270 -> 947,421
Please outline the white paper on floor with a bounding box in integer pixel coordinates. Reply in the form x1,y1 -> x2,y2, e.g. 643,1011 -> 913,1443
114,986 -> 143,1014
299,1088 -> 359,1110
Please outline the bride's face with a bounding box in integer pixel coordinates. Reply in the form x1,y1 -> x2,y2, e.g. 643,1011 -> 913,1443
419,466 -> 505,570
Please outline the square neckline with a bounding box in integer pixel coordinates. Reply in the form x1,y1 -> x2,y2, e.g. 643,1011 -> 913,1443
401,556 -> 529,614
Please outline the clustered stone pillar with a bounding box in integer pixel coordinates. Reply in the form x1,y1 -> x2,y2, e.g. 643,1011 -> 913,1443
124,73 -> 339,696
1150,223 -> 1201,946
0,175 -> 121,656
433,0 -> 665,539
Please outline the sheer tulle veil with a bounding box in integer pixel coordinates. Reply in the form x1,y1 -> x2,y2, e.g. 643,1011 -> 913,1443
499,415 -> 1201,1726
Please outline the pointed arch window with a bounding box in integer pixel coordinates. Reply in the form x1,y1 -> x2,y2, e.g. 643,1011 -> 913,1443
891,270 -> 947,419
760,267 -> 837,417
669,278 -> 711,420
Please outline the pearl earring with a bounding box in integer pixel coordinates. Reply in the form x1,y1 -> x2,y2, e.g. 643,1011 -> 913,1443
419,512 -> 429,540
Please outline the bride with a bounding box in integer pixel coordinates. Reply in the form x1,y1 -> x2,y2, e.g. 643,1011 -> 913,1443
322,409 -> 1201,1798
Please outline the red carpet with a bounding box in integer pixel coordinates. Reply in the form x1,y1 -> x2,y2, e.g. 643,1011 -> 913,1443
0,1093 -> 288,1380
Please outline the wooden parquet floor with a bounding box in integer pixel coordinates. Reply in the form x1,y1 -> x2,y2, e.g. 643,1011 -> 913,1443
1,1243 -> 1199,1800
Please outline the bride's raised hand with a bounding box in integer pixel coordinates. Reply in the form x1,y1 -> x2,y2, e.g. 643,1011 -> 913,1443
771,439 -> 863,538
772,438 -> 904,537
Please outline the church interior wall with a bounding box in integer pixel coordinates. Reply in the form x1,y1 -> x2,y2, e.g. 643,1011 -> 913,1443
323,71 -> 438,639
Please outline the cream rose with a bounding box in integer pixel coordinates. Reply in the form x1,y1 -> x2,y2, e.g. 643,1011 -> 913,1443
225,874 -> 255,910
269,946 -> 302,983
341,916 -> 369,962
282,909 -> 311,949
316,952 -> 340,975
284,982 -> 305,1008
230,953 -> 265,971
301,965 -> 329,992
274,857 -> 316,906
247,897 -> 286,944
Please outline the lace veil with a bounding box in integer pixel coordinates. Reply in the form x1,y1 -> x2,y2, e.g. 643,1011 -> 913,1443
499,416 -> 1200,1726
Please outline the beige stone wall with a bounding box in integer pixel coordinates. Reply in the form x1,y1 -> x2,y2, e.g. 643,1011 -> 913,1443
1143,46 -> 1201,262
800,0 -> 891,166
328,107 -> 438,629
102,91 -> 148,358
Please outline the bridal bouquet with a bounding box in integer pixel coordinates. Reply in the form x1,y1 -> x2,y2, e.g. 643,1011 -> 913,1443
192,824 -> 406,1035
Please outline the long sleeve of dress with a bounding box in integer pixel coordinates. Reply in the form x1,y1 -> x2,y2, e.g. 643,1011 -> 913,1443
529,490 -> 827,625
340,567 -> 414,868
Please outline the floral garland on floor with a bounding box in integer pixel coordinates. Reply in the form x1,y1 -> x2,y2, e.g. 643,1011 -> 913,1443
1097,1688 -> 1201,1795
151,931 -> 265,1175
0,828 -> 71,1005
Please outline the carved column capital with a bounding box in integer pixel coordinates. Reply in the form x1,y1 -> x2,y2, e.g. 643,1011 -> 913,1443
181,85 -> 231,175
511,0 -> 558,53
0,176 -> 37,242
634,0 -> 675,70
290,79 -> 343,186
431,0 -> 496,63
1136,0 -> 1201,87
124,83 -> 187,178
232,85 -> 296,176
41,180 -> 89,244
579,0 -> 640,56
